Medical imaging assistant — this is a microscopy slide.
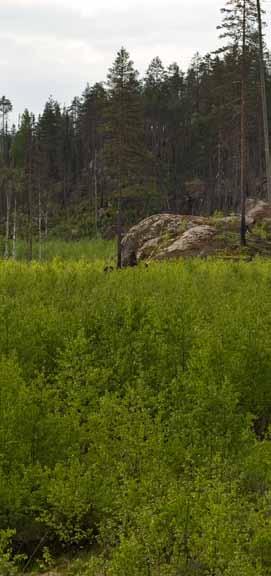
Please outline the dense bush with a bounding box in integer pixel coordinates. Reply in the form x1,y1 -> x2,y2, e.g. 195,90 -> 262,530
1,258 -> 271,574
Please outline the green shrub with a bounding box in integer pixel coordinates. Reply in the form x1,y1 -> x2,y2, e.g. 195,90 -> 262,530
0,258 -> 271,573
0,530 -> 25,575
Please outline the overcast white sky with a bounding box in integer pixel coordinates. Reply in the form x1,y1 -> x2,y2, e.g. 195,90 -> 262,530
1,0 -> 271,123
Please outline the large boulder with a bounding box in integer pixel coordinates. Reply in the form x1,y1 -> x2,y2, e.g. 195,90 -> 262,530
121,214 -> 183,267
121,199 -> 271,266
155,225 -> 217,259
121,213 -> 215,266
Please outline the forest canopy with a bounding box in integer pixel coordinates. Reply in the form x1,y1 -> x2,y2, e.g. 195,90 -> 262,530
1,0 -> 271,244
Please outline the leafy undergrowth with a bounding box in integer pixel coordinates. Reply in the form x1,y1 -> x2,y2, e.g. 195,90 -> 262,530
198,218 -> 271,259
1,259 -> 271,575
216,216 -> 271,257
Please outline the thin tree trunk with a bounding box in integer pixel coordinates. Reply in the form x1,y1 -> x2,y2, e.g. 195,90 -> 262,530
93,149 -> 98,236
4,190 -> 10,259
12,197 -> 17,260
38,184 -> 42,261
240,0 -> 247,247
63,171 -> 67,208
28,137 -> 33,261
256,0 -> 271,201
216,134 -> 223,207
88,159 -> 92,220
117,194 -> 122,269
2,110 -> 5,161
44,208 -> 48,239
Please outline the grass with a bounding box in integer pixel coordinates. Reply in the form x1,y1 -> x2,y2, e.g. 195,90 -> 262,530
0,237 -> 116,263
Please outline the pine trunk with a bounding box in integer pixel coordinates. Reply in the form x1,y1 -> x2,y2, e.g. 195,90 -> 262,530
256,0 -> 271,201
94,149 -> 98,236
240,0 -> 247,247
28,138 -> 33,261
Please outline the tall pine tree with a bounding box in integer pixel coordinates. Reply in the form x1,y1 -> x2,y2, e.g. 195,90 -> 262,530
105,47 -> 145,267
218,0 -> 258,245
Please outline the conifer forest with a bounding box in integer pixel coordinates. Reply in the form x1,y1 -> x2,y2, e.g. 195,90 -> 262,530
2,1 -> 271,575
1,0 -> 271,245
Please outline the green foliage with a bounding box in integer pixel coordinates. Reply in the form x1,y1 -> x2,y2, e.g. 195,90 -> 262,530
0,530 -> 25,575
36,546 -> 54,572
104,47 -> 146,215
252,222 -> 269,240
1,258 -> 271,574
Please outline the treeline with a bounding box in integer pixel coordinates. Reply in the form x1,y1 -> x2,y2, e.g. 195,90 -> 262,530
1,1 -> 270,245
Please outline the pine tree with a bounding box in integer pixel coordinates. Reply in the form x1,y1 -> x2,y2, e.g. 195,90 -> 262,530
79,83 -> 107,234
218,0 -> 258,245
165,63 -> 185,212
144,57 -> 179,212
105,47 -> 145,267
256,0 -> 271,201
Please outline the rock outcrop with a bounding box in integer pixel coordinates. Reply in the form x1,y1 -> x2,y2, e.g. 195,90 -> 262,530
121,199 -> 271,266
246,198 -> 271,223
155,225 -> 217,260
121,214 -> 217,265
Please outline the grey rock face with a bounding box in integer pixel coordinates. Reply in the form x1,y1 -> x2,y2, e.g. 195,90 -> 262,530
121,200 -> 271,266
121,213 -> 214,265
155,225 -> 217,259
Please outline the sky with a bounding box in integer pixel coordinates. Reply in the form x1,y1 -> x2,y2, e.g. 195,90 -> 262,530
1,0 -> 270,123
